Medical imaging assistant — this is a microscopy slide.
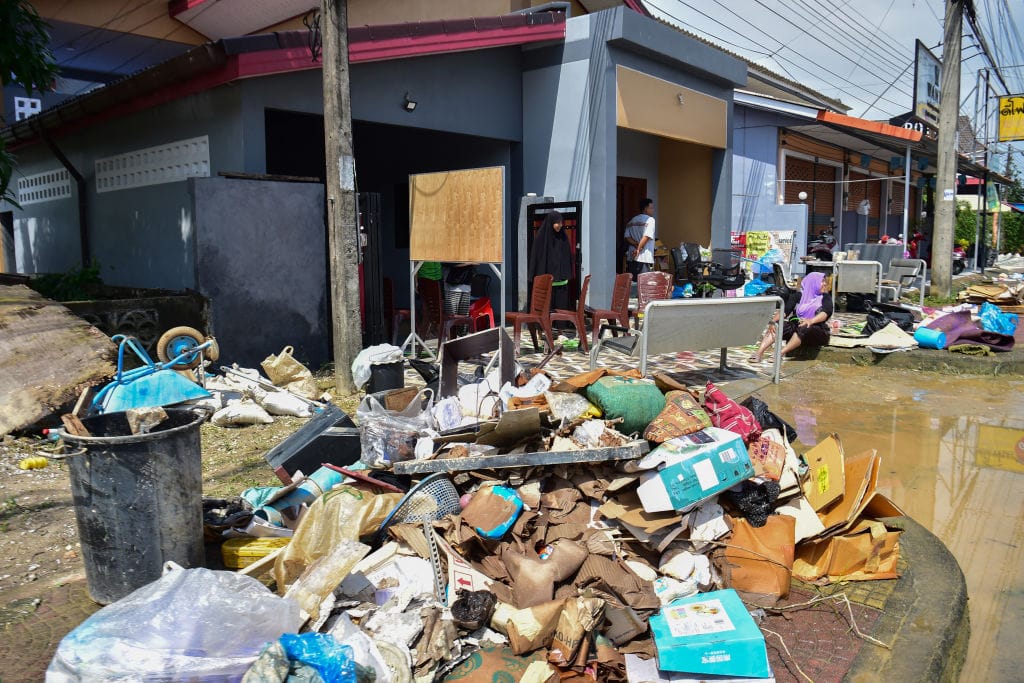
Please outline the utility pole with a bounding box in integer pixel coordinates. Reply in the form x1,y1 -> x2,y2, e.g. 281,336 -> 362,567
322,0 -> 360,395
932,0 -> 963,297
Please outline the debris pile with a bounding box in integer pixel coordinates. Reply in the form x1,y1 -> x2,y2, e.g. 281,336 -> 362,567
48,348 -> 909,682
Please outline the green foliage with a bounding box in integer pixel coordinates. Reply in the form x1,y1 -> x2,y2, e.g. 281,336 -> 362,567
955,200 -> 989,247
29,262 -> 103,301
0,0 -> 59,207
1000,156 -> 1024,254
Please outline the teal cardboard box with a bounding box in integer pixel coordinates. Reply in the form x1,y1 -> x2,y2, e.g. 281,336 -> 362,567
650,589 -> 771,678
636,427 -> 755,513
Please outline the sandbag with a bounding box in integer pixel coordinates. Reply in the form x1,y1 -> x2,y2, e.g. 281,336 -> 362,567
585,376 -> 665,436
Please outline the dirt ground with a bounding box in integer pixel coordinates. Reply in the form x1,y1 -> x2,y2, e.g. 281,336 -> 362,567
0,378 -> 361,629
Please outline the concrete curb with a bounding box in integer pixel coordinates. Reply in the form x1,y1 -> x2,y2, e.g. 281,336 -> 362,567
809,344 -> 1024,375
846,515 -> 969,683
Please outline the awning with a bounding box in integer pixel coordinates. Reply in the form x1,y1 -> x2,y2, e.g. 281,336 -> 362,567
787,110 -> 1011,184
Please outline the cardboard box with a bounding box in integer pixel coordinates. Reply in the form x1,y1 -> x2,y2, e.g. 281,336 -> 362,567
650,589 -> 771,679
800,434 -> 846,511
636,428 -> 755,513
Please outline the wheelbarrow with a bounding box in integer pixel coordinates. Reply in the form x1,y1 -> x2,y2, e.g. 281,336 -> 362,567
90,334 -> 214,415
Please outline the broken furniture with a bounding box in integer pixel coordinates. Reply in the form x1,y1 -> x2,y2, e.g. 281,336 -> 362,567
590,297 -> 786,382
505,274 -> 555,355
880,258 -> 927,308
550,274 -> 591,352
587,272 -> 632,349
263,403 -> 361,484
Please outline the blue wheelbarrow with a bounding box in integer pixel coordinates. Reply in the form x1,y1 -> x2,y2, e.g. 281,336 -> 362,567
90,334 -> 214,415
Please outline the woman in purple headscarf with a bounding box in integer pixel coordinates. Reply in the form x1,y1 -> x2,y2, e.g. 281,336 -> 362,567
751,271 -> 833,363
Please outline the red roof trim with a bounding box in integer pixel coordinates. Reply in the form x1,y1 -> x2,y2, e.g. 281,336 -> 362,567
817,110 -> 922,142
349,20 -> 565,63
168,0 -> 206,17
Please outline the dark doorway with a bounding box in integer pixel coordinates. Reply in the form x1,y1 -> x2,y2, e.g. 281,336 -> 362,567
616,177 -> 647,273
0,211 -> 13,272
265,109 -> 326,180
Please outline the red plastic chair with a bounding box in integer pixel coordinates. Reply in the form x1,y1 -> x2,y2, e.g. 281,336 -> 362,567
383,277 -> 413,346
505,274 -> 554,355
633,271 -> 673,327
469,296 -> 495,331
588,272 -> 631,349
418,277 -> 473,351
550,274 -> 590,352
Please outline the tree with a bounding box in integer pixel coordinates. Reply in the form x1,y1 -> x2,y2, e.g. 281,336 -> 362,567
1001,155 -> 1024,254
0,0 -> 58,207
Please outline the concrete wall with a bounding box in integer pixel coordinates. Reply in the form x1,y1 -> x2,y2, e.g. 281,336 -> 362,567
191,176 -> 329,369
617,128 -> 660,200
3,85 -> 242,289
732,106 -> 781,234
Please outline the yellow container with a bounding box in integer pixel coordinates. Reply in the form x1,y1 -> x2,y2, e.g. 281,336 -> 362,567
221,537 -> 290,569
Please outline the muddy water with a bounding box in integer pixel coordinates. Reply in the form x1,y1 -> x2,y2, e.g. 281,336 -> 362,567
755,364 -> 1024,683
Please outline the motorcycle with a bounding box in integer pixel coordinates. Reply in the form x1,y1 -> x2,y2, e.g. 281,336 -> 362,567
952,245 -> 966,275
807,226 -> 837,260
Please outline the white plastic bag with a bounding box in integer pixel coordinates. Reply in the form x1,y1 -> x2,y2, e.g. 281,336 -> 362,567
212,399 -> 275,427
46,564 -> 302,682
356,388 -> 436,468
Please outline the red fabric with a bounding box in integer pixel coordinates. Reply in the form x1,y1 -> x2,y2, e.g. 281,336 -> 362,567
703,381 -> 761,443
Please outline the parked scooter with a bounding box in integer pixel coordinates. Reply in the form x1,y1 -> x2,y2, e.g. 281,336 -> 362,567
952,245 -> 966,275
807,226 -> 837,260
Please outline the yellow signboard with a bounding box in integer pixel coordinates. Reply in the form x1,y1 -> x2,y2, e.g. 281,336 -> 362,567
998,95 -> 1024,142
975,424 -> 1024,474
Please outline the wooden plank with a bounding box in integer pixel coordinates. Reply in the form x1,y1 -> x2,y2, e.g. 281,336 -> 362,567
0,285 -> 116,434
408,166 -> 503,263
392,440 -> 649,475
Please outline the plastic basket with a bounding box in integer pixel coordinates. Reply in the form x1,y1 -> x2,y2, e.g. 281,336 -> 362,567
376,473 -> 461,543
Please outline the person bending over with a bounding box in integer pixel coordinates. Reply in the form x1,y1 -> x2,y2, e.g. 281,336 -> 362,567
751,271 -> 832,362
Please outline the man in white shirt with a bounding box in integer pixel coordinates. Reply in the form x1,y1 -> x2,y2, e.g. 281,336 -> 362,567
624,198 -> 656,278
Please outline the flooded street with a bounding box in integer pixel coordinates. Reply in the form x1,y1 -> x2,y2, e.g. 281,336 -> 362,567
756,364 -> 1024,683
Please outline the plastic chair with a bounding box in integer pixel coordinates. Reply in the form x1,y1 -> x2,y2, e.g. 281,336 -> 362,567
418,277 -> 473,351
550,274 -> 590,352
505,274 -> 554,355
880,258 -> 926,307
633,271 -> 673,327
468,296 -> 495,331
587,272 -> 632,349
383,277 -> 413,346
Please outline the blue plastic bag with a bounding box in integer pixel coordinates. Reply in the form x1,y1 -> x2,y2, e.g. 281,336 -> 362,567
979,302 -> 1019,336
280,633 -> 356,683
744,278 -> 772,297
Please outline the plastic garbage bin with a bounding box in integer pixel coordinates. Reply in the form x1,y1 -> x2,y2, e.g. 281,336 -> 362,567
62,408 -> 209,604
366,360 -> 405,394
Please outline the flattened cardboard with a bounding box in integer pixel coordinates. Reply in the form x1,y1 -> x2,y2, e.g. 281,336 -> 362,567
793,519 -> 901,582
650,589 -> 771,678
800,434 -> 846,511
433,531 -> 493,600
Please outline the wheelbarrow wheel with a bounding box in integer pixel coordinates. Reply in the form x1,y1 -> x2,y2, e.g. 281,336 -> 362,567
156,326 -> 217,369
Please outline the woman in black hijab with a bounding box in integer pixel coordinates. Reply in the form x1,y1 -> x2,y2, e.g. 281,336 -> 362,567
528,210 -> 572,311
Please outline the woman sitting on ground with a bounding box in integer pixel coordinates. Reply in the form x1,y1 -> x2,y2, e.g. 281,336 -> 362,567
751,271 -> 833,363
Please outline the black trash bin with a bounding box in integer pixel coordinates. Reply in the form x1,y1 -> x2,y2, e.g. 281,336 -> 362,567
62,408 -> 208,604
366,360 -> 405,394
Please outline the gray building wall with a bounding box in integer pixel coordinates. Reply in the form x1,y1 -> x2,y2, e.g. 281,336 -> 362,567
732,106 -> 780,234
3,85 -> 243,289
522,7 -> 743,304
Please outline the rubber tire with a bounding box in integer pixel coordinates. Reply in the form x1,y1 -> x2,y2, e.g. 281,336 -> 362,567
156,326 -> 207,370
952,260 -> 965,275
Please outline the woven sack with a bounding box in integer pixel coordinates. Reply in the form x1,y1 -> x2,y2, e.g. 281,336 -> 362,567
643,390 -> 711,443
703,381 -> 761,443
585,376 -> 665,436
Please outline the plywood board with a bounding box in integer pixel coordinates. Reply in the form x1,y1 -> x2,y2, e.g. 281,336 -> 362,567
409,166 -> 503,263
0,285 -> 116,434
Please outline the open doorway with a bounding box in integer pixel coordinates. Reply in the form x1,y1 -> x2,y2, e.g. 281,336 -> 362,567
1,211 -> 14,272
616,177 -> 647,273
